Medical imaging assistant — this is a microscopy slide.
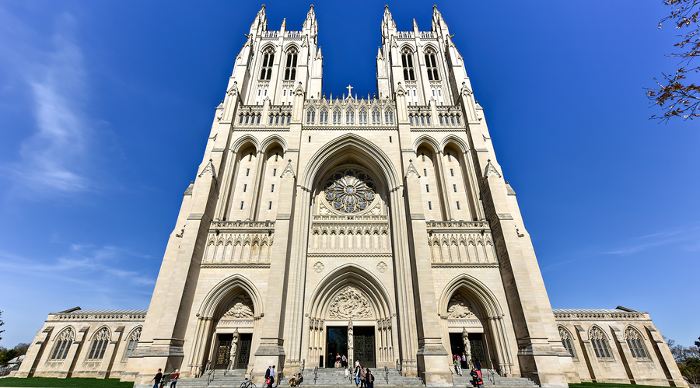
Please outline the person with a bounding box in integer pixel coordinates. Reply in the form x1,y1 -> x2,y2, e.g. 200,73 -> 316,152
289,372 -> 304,387
353,362 -> 361,386
453,355 -> 462,376
341,354 -> 348,368
152,368 -> 163,388
474,359 -> 482,371
344,366 -> 350,380
335,353 -> 341,368
360,366 -> 367,388
270,365 -> 276,387
170,369 -> 180,387
469,368 -> 483,388
265,366 -> 273,388
365,368 -> 375,388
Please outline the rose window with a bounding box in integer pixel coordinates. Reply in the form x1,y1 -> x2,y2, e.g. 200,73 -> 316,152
324,168 -> 376,213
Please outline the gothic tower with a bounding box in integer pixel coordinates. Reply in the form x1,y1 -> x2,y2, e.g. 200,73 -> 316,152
126,5 -> 576,387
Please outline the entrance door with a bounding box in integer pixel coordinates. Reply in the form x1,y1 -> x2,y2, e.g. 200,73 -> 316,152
326,327 -> 348,368
449,332 -> 468,369
215,333 -> 233,369
235,333 -> 252,369
353,326 -> 375,368
469,333 -> 488,368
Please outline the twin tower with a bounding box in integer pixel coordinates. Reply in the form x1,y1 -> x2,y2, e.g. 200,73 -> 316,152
127,4 -> 576,387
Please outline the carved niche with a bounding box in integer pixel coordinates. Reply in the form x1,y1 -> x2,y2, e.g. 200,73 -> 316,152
328,286 -> 373,319
221,294 -> 254,319
447,294 -> 477,319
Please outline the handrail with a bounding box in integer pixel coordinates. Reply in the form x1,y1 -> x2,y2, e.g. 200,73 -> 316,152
384,366 -> 389,384
313,366 -> 318,384
487,369 -> 496,386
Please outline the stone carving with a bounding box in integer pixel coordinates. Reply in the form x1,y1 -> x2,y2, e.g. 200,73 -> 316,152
280,159 -> 296,179
222,295 -> 254,319
405,160 -> 421,179
324,168 -> 376,213
377,261 -> 387,273
328,286 -> 373,319
447,295 -> 477,319
313,261 -> 325,273
484,159 -> 501,178
198,159 -> 217,180
228,329 -> 239,369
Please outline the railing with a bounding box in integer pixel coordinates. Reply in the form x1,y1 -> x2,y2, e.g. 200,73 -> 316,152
487,369 -> 497,385
206,368 -> 215,387
384,366 -> 389,384
313,366 -> 318,384
395,359 -> 401,372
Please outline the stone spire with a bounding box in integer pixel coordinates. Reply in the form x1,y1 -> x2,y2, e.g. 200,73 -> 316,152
303,4 -> 318,36
249,4 -> 267,35
431,4 -> 450,36
381,4 -> 396,37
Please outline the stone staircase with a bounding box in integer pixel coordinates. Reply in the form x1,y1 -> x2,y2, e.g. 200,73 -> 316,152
308,367 -> 422,386
177,368 -> 249,388
451,369 -> 538,388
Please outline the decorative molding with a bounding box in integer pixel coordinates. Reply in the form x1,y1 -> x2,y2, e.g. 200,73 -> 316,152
280,159 -> 296,179
376,261 -> 388,273
313,261 -> 324,273
328,286 -> 373,319
405,159 -> 421,179
198,159 -> 217,180
484,159 -> 501,178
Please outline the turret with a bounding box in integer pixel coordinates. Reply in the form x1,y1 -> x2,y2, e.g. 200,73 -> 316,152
381,5 -> 396,39
431,4 -> 450,37
249,4 -> 267,36
303,4 -> 318,38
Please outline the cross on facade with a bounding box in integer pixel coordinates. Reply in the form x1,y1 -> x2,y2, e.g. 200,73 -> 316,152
346,84 -> 353,97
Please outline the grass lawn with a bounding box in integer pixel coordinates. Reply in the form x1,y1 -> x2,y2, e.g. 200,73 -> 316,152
0,377 -> 132,387
570,383 -> 670,388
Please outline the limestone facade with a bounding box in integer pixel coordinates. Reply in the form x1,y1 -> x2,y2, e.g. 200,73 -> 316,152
15,5 -> 687,388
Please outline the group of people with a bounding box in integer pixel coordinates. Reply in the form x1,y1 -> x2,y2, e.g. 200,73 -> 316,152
451,354 -> 484,388
333,352 -> 348,368
151,368 -> 180,388
347,360 -> 374,388
264,365 -> 277,388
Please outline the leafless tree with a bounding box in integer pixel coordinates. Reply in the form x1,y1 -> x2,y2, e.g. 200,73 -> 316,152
648,0 -> 699,121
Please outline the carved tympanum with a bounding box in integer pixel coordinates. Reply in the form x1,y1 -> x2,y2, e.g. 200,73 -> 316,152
447,295 -> 477,319
222,294 -> 254,319
328,286 -> 373,319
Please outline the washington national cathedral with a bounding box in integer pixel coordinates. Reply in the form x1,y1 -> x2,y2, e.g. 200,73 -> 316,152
15,5 -> 687,388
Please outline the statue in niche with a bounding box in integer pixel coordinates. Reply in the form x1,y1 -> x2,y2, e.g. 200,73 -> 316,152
447,295 -> 477,319
228,329 -> 240,369
462,327 -> 472,369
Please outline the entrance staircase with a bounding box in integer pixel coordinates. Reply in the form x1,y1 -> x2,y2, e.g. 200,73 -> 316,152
310,367 -> 422,386
177,368 -> 248,388
451,369 -> 538,388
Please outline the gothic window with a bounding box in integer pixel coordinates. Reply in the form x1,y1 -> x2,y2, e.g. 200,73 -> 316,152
323,168 -> 376,213
49,327 -> 74,360
625,327 -> 649,359
425,48 -> 439,81
346,109 -> 355,124
359,108 -> 368,125
320,108 -> 328,124
260,47 -> 275,80
371,108 -> 380,124
558,326 -> 576,358
333,108 -> 341,125
87,327 -> 110,360
306,107 -> 316,124
589,326 -> 613,359
284,47 -> 298,81
123,326 -> 141,361
401,47 -> 415,81
384,108 -> 394,125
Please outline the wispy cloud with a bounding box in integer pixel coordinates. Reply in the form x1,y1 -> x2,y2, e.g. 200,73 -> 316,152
602,226 -> 700,256
0,9 -> 94,196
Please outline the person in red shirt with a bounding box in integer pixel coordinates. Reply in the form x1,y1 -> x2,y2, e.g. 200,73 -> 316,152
169,369 -> 180,387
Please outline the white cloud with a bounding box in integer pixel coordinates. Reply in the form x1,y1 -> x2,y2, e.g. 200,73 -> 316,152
1,10 -> 93,196
602,226 -> 700,256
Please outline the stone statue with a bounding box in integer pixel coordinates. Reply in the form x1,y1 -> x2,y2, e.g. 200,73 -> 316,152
462,327 -> 472,369
229,329 -> 240,369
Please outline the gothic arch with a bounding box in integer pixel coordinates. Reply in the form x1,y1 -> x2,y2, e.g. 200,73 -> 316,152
231,135 -> 260,154
413,135 -> 440,155
283,43 -> 300,53
308,263 -> 393,320
399,44 -> 416,54
422,43 -> 440,55
439,273 -> 504,319
301,133 -> 401,192
441,135 -> 469,154
198,274 -> 264,319
260,135 -> 287,154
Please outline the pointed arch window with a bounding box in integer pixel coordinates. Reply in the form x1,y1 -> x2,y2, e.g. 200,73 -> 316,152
333,108 -> 341,125
49,327 -> 74,360
589,326 -> 613,359
425,48 -> 439,81
260,47 -> 275,81
123,326 -> 142,361
284,47 -> 298,81
625,327 -> 649,359
384,108 -> 394,125
359,108 -> 368,125
346,109 -> 355,125
371,108 -> 381,124
306,107 -> 316,124
87,327 -> 111,360
401,48 -> 415,81
319,108 -> 329,124
558,326 -> 576,358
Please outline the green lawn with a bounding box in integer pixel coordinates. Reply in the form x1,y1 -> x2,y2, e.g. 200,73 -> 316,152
570,383 -> 670,388
0,377 -> 132,387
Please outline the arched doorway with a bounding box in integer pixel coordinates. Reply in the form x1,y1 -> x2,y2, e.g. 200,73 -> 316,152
189,275 -> 263,376
440,275 -> 514,376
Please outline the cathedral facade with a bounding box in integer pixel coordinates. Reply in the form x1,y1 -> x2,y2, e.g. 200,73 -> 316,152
15,6 -> 687,388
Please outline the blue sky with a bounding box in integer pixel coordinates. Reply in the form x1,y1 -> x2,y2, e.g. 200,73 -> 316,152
0,1 -> 698,348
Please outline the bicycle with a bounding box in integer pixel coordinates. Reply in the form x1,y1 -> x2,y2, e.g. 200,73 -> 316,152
240,377 -> 257,388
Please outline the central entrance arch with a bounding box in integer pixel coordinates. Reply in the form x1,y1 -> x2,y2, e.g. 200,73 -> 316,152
306,265 -> 395,369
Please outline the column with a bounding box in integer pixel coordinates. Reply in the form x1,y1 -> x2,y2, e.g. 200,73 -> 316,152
14,326 -> 53,378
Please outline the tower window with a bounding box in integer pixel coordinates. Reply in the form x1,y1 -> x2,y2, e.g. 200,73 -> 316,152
320,109 -> 328,124
240,201 -> 244,210
425,184 -> 430,193
273,168 -> 277,176
284,47 -> 298,81
268,201 -> 272,210
260,46 -> 275,81
306,108 -> 316,124
271,184 -> 275,192
243,184 -> 247,192
346,110 -> 354,124
401,47 -> 415,81
453,184 -> 457,192
423,169 -> 427,176
428,201 -> 432,210
425,48 -> 439,81
450,168 -> 454,176
456,201 -> 460,210
246,168 -> 250,177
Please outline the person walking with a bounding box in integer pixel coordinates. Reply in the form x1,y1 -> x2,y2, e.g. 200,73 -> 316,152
360,366 -> 367,388
365,368 -> 375,388
270,365 -> 276,387
353,362 -> 361,386
169,369 -> 180,387
469,368 -> 483,388
152,368 -> 163,388
265,366 -> 272,388
341,354 -> 348,368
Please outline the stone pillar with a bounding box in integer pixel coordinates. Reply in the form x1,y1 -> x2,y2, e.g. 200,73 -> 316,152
348,320 -> 354,367
15,326 -> 53,378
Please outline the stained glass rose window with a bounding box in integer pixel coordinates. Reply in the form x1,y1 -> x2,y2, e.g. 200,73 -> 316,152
324,168 -> 376,213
